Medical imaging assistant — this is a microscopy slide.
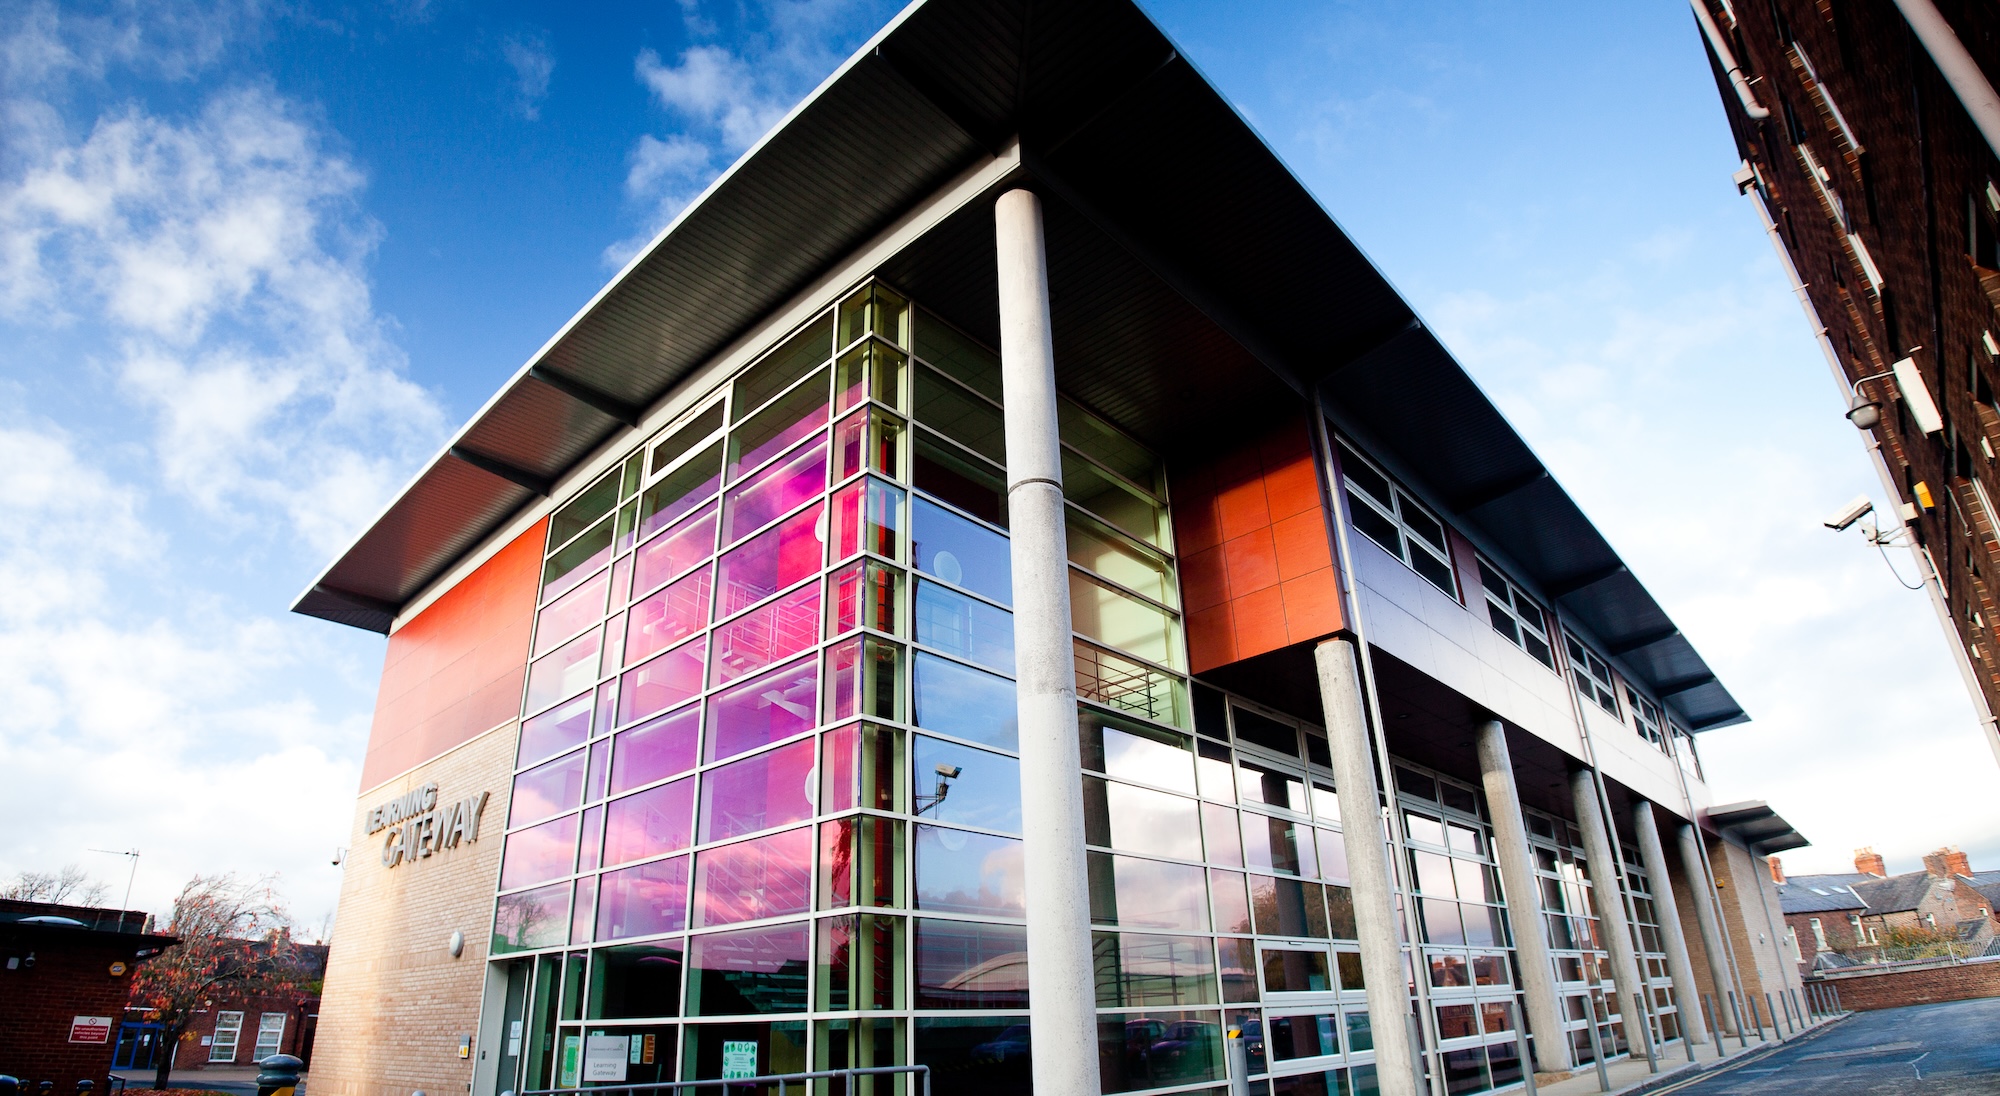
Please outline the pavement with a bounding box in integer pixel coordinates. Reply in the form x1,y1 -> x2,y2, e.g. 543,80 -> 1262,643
110,1066 -> 294,1095
1660,997 -> 2000,1094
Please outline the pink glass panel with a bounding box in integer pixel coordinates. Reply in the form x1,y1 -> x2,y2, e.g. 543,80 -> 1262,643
592,678 -> 619,737
729,386 -> 829,480
610,705 -> 700,794
698,739 -> 816,843
509,749 -> 585,828
692,826 -> 815,927
634,503 -> 718,596
499,813 -> 579,890
626,565 -> 712,667
519,693 -> 593,766
705,656 -> 819,762
715,502 -> 825,618
638,443 -> 723,540
525,626 -> 602,714
611,554 -> 633,608
603,610 -> 627,669
571,876 -> 597,944
711,583 -> 821,684
604,777 -> 697,866
723,440 -> 827,544
820,725 -> 858,814
534,570 -> 609,657
578,804 -> 604,872
586,739 -> 610,802
619,635 -> 707,726
597,855 -> 690,940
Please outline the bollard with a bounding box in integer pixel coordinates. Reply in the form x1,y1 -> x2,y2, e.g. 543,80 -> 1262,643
1511,1014 -> 1538,1096
1583,994 -> 1611,1093
40,1081 -> 55,1096
257,1056 -> 304,1096
1225,1029 -> 1249,1096
1728,992 -> 1749,1050
1790,988 -> 1805,1028
1765,992 -> 1782,1038
0,1076 -> 17,1096
1681,1004 -> 1697,1064
1632,993 -> 1658,1074
1702,994 -> 1725,1060
1830,983 -> 1843,1013
75,1082 -> 93,1096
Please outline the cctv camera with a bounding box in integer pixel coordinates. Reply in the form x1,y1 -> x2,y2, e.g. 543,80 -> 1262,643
934,764 -> 962,780
1824,495 -> 1874,532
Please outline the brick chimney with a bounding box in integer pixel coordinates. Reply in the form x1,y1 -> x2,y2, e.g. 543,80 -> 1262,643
1768,856 -> 1785,884
1855,847 -> 1887,876
1922,846 -> 1971,878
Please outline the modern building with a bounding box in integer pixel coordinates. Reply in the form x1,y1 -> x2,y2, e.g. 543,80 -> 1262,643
302,2 -> 1808,1095
0,899 -> 177,1091
1689,0 -> 2000,767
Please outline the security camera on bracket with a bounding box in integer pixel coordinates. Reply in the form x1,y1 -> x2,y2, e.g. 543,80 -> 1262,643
1822,494 -> 1910,546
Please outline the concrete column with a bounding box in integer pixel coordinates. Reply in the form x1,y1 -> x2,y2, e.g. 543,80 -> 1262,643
1630,802 -> 1706,1044
1569,770 -> 1645,1049
1474,720 -> 1572,1072
1315,637 -> 1418,1096
994,188 -> 1100,1096
1675,822 -> 1738,1035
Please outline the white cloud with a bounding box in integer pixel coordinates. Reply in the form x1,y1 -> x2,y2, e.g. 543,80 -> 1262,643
636,45 -> 785,152
501,32 -> 554,121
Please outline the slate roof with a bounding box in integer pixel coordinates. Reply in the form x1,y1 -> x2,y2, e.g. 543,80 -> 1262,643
1777,877 -> 1868,914
1850,871 -> 1939,916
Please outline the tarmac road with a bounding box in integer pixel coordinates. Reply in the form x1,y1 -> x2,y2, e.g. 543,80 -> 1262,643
1668,996 -> 2000,1094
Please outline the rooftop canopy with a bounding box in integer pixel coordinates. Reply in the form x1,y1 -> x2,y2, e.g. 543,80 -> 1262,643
293,0 -> 1746,732
1707,800 -> 1810,855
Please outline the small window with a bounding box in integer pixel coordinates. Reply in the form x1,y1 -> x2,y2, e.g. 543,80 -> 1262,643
209,1011 -> 245,1063
1626,689 -> 1667,752
1563,631 -> 1619,717
1809,918 -> 1827,949
1337,441 -> 1458,598
1477,558 -> 1554,670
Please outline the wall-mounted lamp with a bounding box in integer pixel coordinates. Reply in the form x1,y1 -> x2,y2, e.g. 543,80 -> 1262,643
1845,356 -> 1943,435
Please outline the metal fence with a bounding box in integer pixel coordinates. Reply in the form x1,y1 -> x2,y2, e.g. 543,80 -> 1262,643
522,1065 -> 930,1096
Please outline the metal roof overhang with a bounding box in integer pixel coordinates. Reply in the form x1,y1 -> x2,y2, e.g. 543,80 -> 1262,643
292,0 -> 1747,732
1707,800 -> 1810,855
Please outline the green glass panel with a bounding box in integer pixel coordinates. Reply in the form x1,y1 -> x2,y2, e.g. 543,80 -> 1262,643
914,365 -> 1005,464
735,313 -> 834,421
913,307 -> 1001,402
651,402 -> 726,475
1059,396 -> 1162,497
1070,569 -> 1181,669
551,471 -> 621,548
1066,509 -> 1175,606
1064,451 -> 1170,549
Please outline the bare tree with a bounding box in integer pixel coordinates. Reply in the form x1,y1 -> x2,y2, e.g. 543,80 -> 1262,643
129,875 -> 302,1089
2,863 -> 111,906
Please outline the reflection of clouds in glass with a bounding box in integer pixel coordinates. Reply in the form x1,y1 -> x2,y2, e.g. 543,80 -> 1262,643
912,498 -> 1011,605
1101,725 -> 1195,793
915,825 -> 1024,916
913,653 -> 1016,750
1101,854 -> 1207,932
914,735 -> 1021,834
1105,781 -> 1199,860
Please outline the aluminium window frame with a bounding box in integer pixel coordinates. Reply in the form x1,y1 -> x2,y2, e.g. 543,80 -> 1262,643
1475,556 -> 1557,672
1562,629 -> 1621,720
1333,438 -> 1460,600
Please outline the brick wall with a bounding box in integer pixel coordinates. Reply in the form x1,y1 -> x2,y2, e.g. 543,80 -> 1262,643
0,935 -> 150,1087
1708,839 -> 1803,1009
313,723 -> 515,1096
175,989 -> 318,1070
1816,956 -> 2000,1011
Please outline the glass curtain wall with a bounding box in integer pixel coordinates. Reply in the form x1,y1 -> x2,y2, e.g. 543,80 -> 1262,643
1619,846 -> 1680,1046
1522,811 -> 1626,1066
488,281 -> 1205,1096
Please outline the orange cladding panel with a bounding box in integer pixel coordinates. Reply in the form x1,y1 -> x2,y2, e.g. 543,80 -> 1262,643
1170,413 -> 1344,674
359,518 -> 547,790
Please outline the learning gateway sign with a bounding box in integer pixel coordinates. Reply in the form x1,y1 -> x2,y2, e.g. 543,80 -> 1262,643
368,783 -> 491,869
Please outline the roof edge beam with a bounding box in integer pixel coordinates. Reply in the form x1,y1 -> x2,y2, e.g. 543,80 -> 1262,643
1449,467 -> 1550,514
1607,626 -> 1681,657
1688,709 -> 1741,730
527,365 -> 644,428
872,45 -> 1013,155
1547,562 -> 1627,599
1658,672 -> 1718,697
448,445 -> 554,497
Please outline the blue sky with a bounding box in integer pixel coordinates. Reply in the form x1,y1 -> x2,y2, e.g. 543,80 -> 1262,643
1,0 -> 1993,925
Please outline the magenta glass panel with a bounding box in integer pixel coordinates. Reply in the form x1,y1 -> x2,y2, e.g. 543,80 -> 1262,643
698,739 -> 816,843
693,826 -> 815,928
604,777 -> 697,866
705,656 -> 819,762
587,739 -> 609,802
687,923 -> 811,1015
715,502 -> 825,618
499,813 -> 580,890
603,609 -> 627,669
598,855 -> 691,940
579,804 -> 604,872
639,443 -> 723,540
525,626 -> 602,714
610,705 -> 700,794
571,876 -> 597,944
635,503 -> 719,595
611,554 -> 633,607
519,693 -> 593,766
723,439 -> 827,545
534,570 -> 609,657
729,386 -> 829,481
509,749 -> 585,828
626,565 -> 712,667
712,583 -> 821,684
593,679 -> 619,737
619,635 -> 707,726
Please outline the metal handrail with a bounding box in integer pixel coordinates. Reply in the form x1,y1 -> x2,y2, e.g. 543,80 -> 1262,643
522,1064 -> 930,1096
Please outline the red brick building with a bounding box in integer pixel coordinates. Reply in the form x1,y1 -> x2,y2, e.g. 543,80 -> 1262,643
1776,845 -> 2000,973
1694,0 -> 2000,767
0,900 -> 177,1090
165,941 -> 328,1072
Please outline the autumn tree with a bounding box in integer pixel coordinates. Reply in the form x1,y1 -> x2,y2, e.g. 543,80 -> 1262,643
129,875 -> 303,1089
2,863 -> 111,906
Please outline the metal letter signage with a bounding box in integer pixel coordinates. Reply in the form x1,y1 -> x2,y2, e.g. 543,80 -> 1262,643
370,782 -> 490,870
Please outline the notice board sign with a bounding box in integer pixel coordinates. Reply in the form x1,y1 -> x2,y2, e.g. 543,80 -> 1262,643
720,1041 -> 757,1080
69,1017 -> 114,1044
583,1035 -> 629,1082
